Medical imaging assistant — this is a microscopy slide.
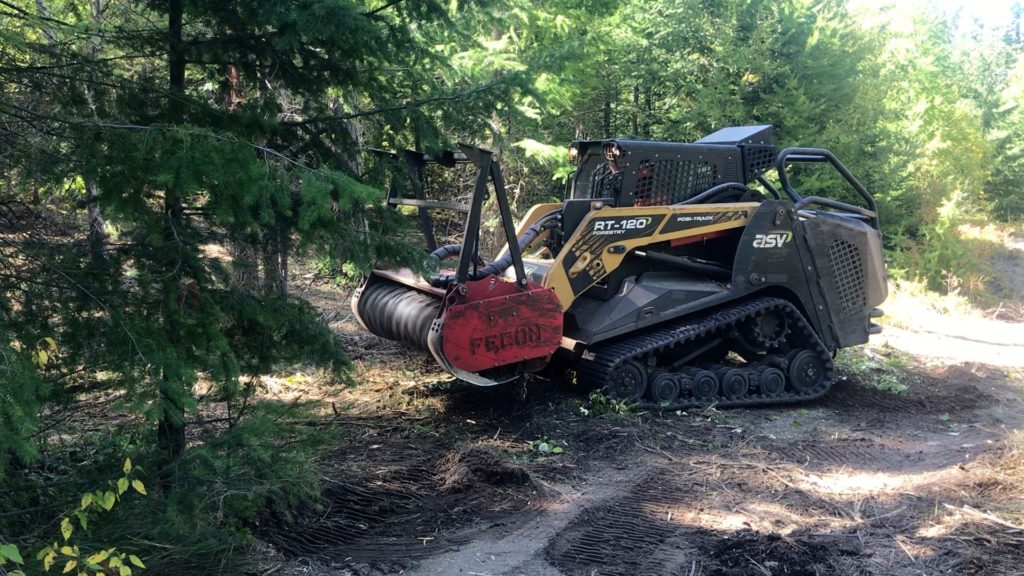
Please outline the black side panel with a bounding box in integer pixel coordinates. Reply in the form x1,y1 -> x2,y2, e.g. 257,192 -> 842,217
565,272 -> 730,343
570,201 -> 821,346
732,201 -> 887,351
559,198 -> 609,245
799,212 -> 887,348
565,201 -> 884,351
731,200 -> 834,348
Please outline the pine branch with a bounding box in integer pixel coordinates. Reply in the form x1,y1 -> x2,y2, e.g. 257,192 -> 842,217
0,51 -> 162,74
363,0 -> 405,17
280,79 -> 503,126
0,0 -> 72,28
0,234 -> 150,367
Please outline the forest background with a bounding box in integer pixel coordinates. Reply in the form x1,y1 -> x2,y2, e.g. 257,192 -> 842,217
1,0 -> 1022,574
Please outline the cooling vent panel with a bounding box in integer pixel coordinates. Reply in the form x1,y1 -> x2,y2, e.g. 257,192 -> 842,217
827,239 -> 867,316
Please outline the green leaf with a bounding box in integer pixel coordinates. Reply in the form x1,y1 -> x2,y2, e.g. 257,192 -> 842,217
75,510 -> 88,530
44,337 -> 57,349
120,564 -> 132,576
123,457 -> 132,474
44,549 -> 57,570
100,491 -> 116,510
0,544 -> 24,564
36,546 -> 52,561
551,446 -> 564,454
86,549 -> 110,564
62,559 -> 77,573
117,477 -> 129,495
60,517 -> 74,540
131,480 -> 147,496
81,493 -> 94,510
128,555 -> 145,568
59,546 -> 75,557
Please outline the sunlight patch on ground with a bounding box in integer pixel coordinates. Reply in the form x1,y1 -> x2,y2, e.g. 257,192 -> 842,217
795,468 -> 946,496
656,500 -> 856,535
876,280 -> 1024,367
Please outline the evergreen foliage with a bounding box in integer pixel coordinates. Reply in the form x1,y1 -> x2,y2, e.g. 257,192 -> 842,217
1,0 -> 1022,572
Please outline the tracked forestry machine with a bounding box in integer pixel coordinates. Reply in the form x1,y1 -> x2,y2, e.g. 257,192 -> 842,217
352,126 -> 887,408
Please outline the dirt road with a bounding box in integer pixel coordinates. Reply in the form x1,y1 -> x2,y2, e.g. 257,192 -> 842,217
267,288 -> 1024,576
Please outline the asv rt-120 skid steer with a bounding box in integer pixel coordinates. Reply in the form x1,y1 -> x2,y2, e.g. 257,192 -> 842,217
352,125 -> 887,408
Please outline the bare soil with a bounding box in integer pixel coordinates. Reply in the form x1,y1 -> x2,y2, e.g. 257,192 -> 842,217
265,283 -> 1024,576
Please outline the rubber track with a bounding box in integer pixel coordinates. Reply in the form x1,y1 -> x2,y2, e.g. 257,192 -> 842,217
576,296 -> 835,409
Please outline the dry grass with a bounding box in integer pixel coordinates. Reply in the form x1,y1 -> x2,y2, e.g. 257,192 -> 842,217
954,223 -> 1024,314
957,223 -> 1021,248
882,279 -> 981,330
988,431 -> 1024,525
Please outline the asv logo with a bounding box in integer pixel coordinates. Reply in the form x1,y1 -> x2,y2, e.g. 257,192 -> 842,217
753,231 -> 793,248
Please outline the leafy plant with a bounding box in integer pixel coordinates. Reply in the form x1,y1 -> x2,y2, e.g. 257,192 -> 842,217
525,438 -> 565,456
576,390 -> 635,417
835,347 -> 910,395
0,458 -> 149,576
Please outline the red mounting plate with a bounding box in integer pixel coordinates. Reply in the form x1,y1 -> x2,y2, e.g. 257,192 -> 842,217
438,277 -> 563,374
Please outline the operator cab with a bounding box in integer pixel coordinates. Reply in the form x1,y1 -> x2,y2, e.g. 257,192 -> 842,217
561,126 -> 777,241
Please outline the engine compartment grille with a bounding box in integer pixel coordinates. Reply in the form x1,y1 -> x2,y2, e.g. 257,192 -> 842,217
828,239 -> 866,316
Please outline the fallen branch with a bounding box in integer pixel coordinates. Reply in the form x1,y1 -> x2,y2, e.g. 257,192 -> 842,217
944,503 -> 1024,532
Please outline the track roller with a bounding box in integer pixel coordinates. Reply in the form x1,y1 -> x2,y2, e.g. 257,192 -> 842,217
605,360 -> 648,403
717,368 -> 750,400
755,365 -> 787,397
688,368 -> 719,401
649,371 -> 681,404
786,349 -> 828,394
576,296 -> 837,410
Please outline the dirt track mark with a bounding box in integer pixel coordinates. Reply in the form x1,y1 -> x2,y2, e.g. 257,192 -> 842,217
545,473 -> 683,576
258,420 -> 552,572
823,373 -> 987,421
767,437 -> 884,469
543,465 -> 868,576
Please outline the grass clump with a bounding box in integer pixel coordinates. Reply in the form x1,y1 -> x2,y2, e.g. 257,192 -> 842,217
576,390 -> 635,417
835,346 -> 911,394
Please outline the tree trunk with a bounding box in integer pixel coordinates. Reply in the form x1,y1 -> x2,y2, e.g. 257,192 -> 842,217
158,0 -> 188,476
341,92 -> 362,176
34,0 -> 58,44
278,229 -> 290,298
261,234 -> 283,297
86,0 -> 107,261
643,85 -> 652,138
220,63 -> 257,292
603,86 -> 612,138
86,179 -> 107,262
220,64 -> 242,111
631,83 -> 639,137
84,0 -> 109,262
230,240 -> 260,292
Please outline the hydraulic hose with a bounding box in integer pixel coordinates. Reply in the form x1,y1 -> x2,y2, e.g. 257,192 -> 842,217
429,209 -> 561,287
476,212 -> 560,278
429,243 -> 463,261
677,182 -> 751,205
634,250 -> 732,281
